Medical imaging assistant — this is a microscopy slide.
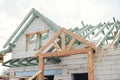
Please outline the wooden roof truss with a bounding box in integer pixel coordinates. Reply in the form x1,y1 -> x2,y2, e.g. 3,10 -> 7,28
35,28 -> 96,80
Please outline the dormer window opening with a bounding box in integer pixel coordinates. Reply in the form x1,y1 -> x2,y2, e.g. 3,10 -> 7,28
26,29 -> 49,52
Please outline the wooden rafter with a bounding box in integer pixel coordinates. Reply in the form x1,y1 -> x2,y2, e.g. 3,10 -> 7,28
62,28 -> 96,50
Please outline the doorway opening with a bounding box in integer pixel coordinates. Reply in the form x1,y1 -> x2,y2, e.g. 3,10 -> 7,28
73,73 -> 88,80
44,75 -> 54,80
19,78 -> 26,80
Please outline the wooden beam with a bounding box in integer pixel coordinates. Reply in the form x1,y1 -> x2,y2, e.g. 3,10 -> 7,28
26,34 -> 30,52
38,57 -> 44,80
35,29 -> 63,56
53,41 -> 61,51
96,22 -> 116,48
0,54 -> 3,63
35,33 -> 39,50
26,29 -> 49,35
62,28 -> 96,50
35,28 -> 97,57
41,48 -> 90,58
0,60 -> 3,63
92,23 -> 107,38
0,76 -> 29,79
83,23 -> 102,38
67,38 -> 75,50
62,32 -> 65,50
87,49 -> 94,80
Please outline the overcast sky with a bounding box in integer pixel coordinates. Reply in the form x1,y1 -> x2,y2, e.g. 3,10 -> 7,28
0,0 -> 120,73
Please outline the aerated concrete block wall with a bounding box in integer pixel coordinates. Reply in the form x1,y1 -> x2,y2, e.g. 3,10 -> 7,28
94,44 -> 120,80
10,44 -> 120,80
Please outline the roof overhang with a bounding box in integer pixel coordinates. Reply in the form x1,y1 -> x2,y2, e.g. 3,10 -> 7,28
3,57 -> 61,67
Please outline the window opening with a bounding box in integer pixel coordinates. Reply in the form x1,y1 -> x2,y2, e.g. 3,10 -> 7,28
44,75 -> 54,80
72,73 -> 88,80
25,30 -> 49,52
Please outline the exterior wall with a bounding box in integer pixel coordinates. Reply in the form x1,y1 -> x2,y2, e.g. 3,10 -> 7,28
9,54 -> 88,80
12,17 -> 56,58
94,44 -> 120,80
10,44 -> 120,80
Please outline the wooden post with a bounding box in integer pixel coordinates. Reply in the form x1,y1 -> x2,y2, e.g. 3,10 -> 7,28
26,34 -> 30,52
36,33 -> 39,50
38,57 -> 44,80
62,32 -> 65,50
0,54 -> 3,63
87,49 -> 94,80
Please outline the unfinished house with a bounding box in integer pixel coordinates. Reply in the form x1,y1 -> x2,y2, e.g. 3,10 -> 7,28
0,8 -> 120,80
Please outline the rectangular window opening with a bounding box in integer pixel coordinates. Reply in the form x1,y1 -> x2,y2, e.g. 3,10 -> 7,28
25,29 -> 49,52
44,75 -> 54,80
72,73 -> 88,80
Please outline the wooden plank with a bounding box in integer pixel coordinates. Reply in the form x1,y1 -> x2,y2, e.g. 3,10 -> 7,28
0,76 -> 29,79
62,28 -> 96,50
38,57 -> 44,80
67,38 -> 75,50
35,29 -> 63,56
41,48 -> 90,58
62,32 -> 65,50
87,49 -> 94,80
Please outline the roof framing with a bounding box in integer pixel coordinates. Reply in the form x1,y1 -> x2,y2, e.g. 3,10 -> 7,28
3,8 -> 60,48
3,57 -> 61,67
35,28 -> 96,56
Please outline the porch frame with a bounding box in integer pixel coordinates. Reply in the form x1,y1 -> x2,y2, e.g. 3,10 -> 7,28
36,28 -> 95,80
